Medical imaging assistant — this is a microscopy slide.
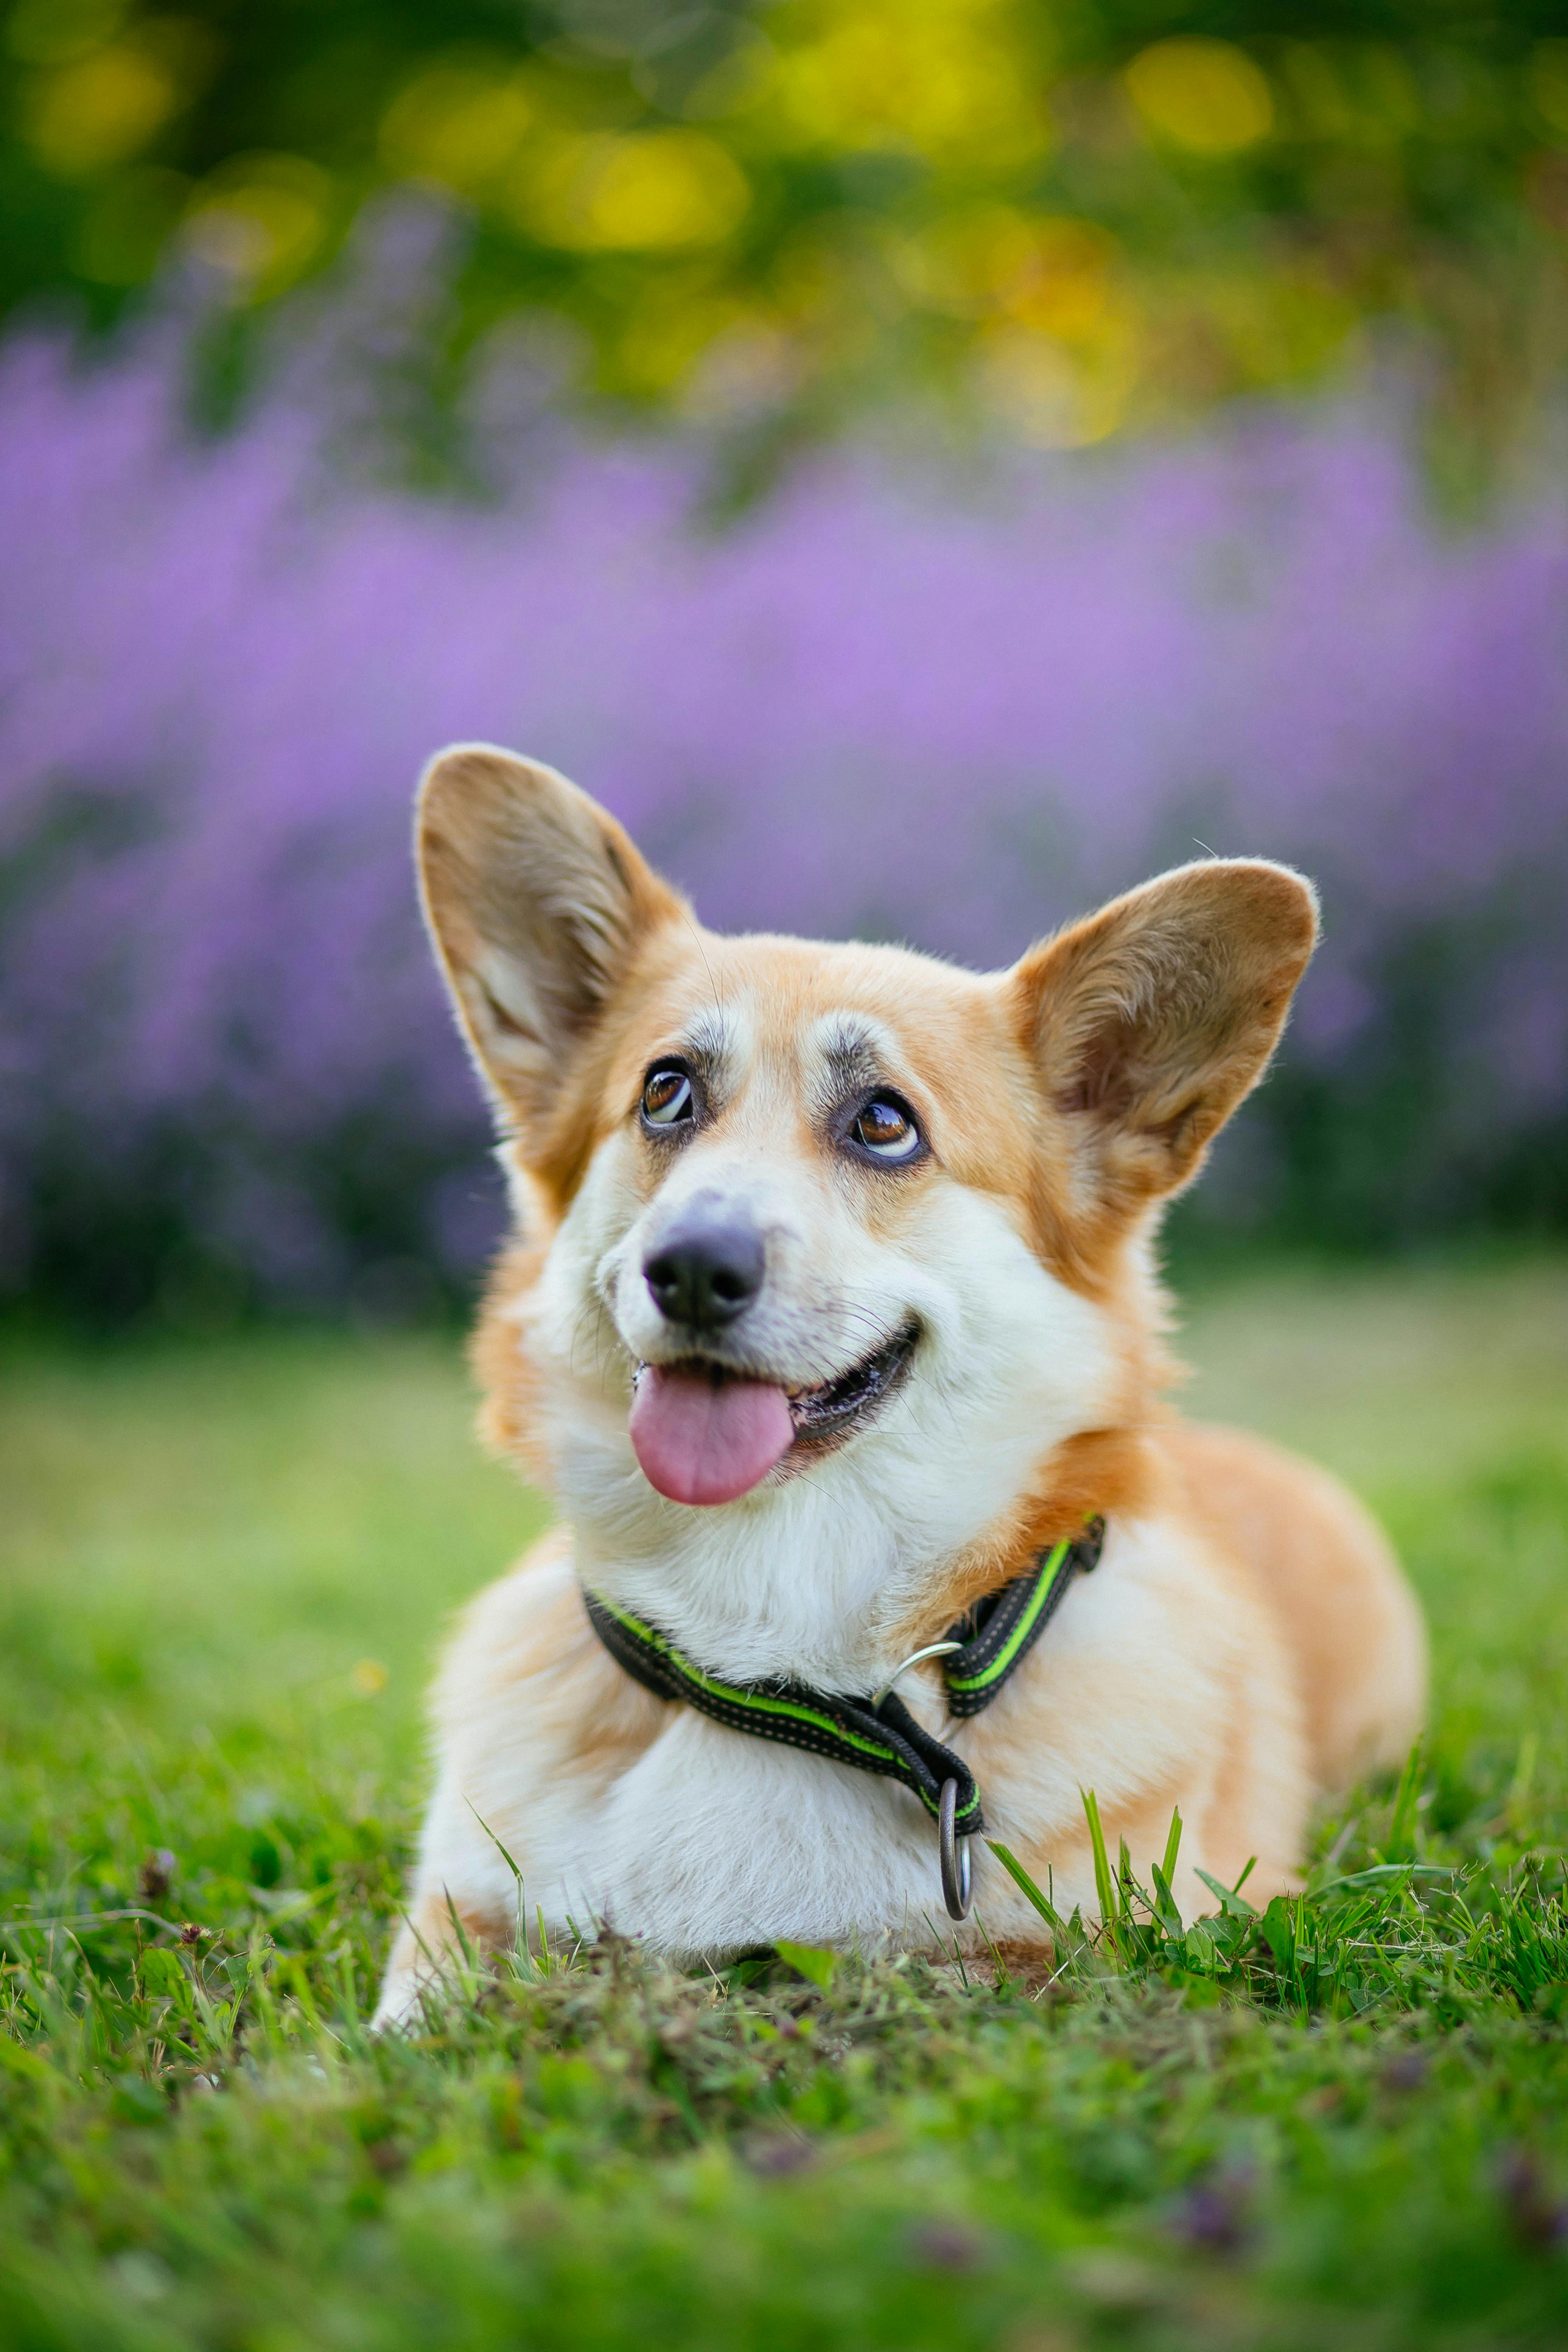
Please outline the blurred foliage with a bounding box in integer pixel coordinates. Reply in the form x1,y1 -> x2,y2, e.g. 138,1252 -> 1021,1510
5,0 -> 1568,467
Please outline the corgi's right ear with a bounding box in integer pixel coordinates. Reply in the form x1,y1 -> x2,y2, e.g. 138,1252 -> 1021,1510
416,744 -> 687,1158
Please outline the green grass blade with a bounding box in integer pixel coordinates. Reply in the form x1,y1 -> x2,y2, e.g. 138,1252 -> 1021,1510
986,1841 -> 1065,1931
1388,1738 -> 1424,1860
1149,1862 -> 1184,1940
1081,1789 -> 1119,1952
775,1941 -> 837,1989
465,1795 -> 526,1889
1194,1867 -> 1258,1920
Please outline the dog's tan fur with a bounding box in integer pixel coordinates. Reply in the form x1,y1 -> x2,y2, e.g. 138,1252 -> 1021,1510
374,745 -> 1425,2025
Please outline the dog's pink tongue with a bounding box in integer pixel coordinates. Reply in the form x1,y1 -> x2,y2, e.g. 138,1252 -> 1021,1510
630,1366 -> 794,1506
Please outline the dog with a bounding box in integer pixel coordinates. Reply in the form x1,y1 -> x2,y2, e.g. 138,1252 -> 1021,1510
373,742 -> 1426,2026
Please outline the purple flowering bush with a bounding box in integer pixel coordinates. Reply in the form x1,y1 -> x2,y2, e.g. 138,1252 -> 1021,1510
2,321 -> 1565,1320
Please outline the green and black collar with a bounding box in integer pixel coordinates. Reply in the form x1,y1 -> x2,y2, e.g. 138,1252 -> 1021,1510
581,1516 -> 1105,1852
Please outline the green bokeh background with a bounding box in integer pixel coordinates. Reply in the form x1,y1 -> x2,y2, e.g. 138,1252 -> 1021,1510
7,0 -> 1568,475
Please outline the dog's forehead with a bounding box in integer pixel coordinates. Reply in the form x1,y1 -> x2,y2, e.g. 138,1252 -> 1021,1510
676,1000 -> 902,1081
641,934 -> 995,1078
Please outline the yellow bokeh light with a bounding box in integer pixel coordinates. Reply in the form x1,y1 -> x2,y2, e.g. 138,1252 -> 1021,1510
615,289 -> 741,396
893,206 -> 1037,315
1009,232 -> 1118,343
1176,266 -> 1354,395
896,208 -> 1118,344
518,130 -> 750,252
28,40 -> 182,176
379,61 -> 536,195
1125,38 -> 1274,156
774,0 -> 1042,166
182,155 -> 332,301
974,321 -> 1133,449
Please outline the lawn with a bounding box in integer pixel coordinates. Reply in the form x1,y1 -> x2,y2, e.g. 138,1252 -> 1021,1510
3,1258 -> 1568,2351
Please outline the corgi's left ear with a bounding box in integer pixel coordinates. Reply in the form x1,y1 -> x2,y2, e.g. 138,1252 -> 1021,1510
1010,859 -> 1318,1219
416,743 -> 687,1160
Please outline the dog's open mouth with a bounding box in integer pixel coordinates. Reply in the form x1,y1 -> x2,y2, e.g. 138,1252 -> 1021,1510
630,1321 -> 918,1508
783,1319 -> 918,1445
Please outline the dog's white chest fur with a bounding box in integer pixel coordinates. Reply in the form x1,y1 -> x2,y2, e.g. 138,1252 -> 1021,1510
384,1510 -> 1260,2012
538,1711 -> 946,1957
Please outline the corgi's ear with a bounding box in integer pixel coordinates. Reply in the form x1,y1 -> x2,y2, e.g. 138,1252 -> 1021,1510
416,743 -> 687,1156
1010,859 -> 1318,1224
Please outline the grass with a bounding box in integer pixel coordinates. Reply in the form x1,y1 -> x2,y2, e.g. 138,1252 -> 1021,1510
3,1256 -> 1568,2350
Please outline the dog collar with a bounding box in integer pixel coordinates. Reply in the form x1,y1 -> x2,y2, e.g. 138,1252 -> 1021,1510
580,1515 -> 1105,1922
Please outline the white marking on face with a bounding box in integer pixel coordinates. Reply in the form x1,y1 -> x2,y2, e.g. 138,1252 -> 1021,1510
517,987 -> 1117,1692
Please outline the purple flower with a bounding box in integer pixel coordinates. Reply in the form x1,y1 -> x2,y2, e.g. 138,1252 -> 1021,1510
2,316 -> 1564,1308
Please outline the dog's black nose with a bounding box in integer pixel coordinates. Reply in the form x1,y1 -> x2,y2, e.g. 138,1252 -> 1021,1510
644,1224 -> 765,1331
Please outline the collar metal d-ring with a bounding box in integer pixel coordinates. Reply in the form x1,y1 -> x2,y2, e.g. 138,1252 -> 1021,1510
870,1639 -> 961,1713
582,1537 -> 1103,1938
938,1777 -> 972,1920
870,1643 -> 973,1922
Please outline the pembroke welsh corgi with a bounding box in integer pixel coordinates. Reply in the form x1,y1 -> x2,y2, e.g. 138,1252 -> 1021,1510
374,743 -> 1426,2026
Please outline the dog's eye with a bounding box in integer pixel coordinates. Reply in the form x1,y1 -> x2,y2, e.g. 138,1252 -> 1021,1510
642,1067 -> 695,1127
852,1099 -> 921,1161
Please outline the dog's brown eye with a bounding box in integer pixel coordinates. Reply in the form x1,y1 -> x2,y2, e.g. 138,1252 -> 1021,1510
852,1099 -> 920,1161
642,1067 -> 694,1127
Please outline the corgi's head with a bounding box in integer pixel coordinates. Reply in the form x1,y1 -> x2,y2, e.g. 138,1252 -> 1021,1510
418,745 -> 1316,1673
